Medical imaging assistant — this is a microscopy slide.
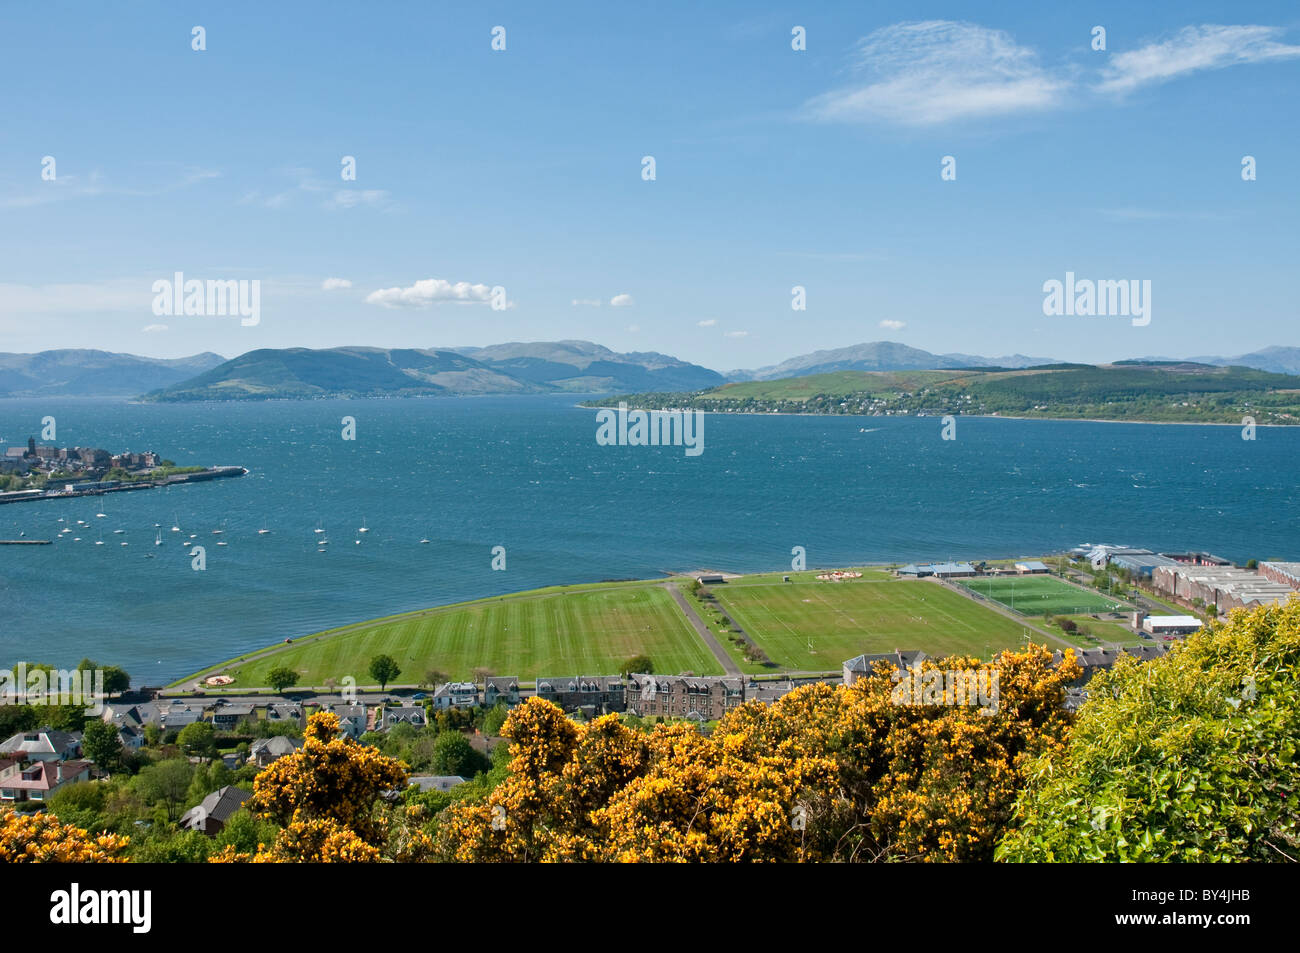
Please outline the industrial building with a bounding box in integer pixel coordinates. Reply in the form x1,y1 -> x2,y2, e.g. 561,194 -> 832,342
1151,564 -> 1296,615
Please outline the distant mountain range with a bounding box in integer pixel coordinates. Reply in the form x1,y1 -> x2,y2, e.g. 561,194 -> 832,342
1130,346 -> 1300,376
2,341 -> 1297,399
724,342 -> 1057,381
0,349 -> 226,397
139,341 -> 725,401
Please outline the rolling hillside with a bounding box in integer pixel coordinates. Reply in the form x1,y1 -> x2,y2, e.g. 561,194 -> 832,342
587,363 -> 1300,424
0,349 -> 226,397
142,341 -> 723,400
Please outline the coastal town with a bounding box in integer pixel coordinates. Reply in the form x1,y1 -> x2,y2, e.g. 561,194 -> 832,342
0,435 -> 245,506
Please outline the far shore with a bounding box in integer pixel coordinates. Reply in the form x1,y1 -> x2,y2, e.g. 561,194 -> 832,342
574,402 -> 1287,427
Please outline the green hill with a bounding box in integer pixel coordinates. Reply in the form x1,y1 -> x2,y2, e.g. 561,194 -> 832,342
585,363 -> 1300,424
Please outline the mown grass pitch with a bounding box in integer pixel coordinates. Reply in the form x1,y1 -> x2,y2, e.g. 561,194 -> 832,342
958,575 -> 1129,616
713,577 -> 1032,670
209,582 -> 722,687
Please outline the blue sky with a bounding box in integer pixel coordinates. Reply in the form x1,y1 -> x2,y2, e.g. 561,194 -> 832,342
1,1 -> 1297,369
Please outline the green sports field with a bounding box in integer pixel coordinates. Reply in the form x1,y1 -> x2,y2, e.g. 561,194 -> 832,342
713,577 -> 1033,670
958,575 -> 1129,615
196,582 -> 722,688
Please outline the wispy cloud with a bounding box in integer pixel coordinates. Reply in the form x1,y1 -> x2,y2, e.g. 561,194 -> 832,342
2,166 -> 219,209
609,293 -> 634,307
1098,25 -> 1300,95
571,298 -> 602,307
879,319 -> 906,330
321,277 -> 353,291
365,278 -> 497,308
805,21 -> 1065,125
697,319 -> 717,327
141,323 -> 169,333
725,330 -> 749,339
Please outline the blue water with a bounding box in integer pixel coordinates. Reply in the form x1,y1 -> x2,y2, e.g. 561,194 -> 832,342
2,395 -> 1296,681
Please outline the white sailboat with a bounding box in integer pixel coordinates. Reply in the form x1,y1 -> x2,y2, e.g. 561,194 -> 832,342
358,516 -> 369,534
314,519 -> 325,534
170,513 -> 180,533
155,530 -> 163,546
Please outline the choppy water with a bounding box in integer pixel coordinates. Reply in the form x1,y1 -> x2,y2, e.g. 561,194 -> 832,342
1,396 -> 1295,681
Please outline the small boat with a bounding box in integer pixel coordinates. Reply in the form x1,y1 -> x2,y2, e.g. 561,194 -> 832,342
144,553 -> 155,559
216,540 -> 227,546
257,528 -> 270,535
419,538 -> 430,545
358,517 -> 369,534
96,512 -> 106,519
120,541 -> 128,547
73,537 -> 81,541
189,534 -> 197,539
355,539 -> 361,545
317,538 -> 329,546
155,530 -> 162,546
113,529 -> 125,534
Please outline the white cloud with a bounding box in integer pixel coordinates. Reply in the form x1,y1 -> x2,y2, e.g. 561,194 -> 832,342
321,277 -> 353,291
141,324 -> 169,333
805,20 -> 1064,125
571,298 -> 602,307
879,319 -> 906,330
725,330 -> 749,338
609,294 -> 634,307
697,319 -> 717,327
1098,24 -> 1300,94
365,279 -> 496,308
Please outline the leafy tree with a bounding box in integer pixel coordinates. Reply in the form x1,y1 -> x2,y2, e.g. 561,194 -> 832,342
481,703 -> 509,737
77,659 -> 130,696
998,597 -> 1300,862
620,655 -> 654,676
422,669 -> 447,690
212,809 -> 279,855
0,705 -> 38,737
0,807 -> 130,862
431,731 -> 488,777
177,722 -> 217,761
266,666 -> 299,693
369,654 -> 401,690
82,719 -> 124,771
135,759 -> 194,820
143,724 -> 162,747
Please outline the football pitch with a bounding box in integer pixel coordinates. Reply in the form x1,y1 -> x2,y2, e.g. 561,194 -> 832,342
958,575 -> 1128,615
713,577 -> 1032,670
195,582 -> 722,687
